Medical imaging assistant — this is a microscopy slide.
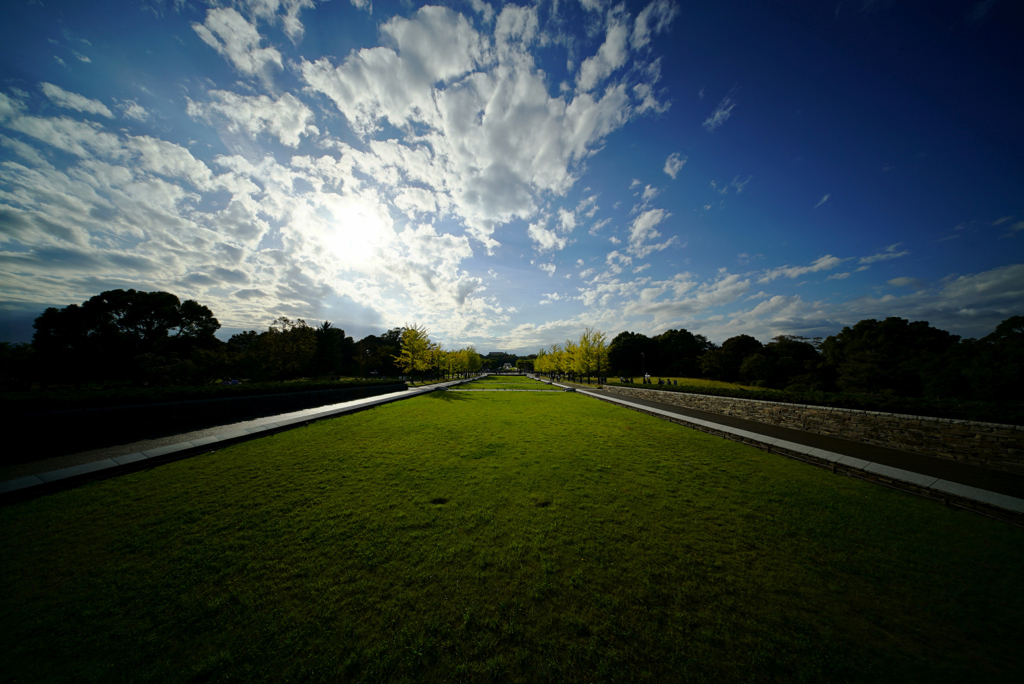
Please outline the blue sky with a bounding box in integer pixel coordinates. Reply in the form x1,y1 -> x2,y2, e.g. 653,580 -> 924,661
1,0 -> 1021,352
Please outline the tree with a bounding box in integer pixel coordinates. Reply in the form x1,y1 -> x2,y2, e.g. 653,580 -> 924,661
394,324 -> 432,382
963,315 -> 1024,402
31,289 -> 222,385
313,321 -> 355,376
819,317 -> 959,397
576,327 -> 608,383
254,317 -> 317,380
0,342 -> 35,390
701,335 -> 763,381
608,331 -> 654,376
654,328 -> 714,377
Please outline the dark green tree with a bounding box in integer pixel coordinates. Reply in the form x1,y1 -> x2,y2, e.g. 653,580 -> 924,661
654,328 -> 715,377
819,317 -> 959,397
32,289 -> 221,385
313,321 -> 355,376
607,331 -> 656,376
701,335 -> 763,381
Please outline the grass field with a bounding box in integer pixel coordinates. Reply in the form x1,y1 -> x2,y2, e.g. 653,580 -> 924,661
459,375 -> 560,390
2,392 -> 1022,682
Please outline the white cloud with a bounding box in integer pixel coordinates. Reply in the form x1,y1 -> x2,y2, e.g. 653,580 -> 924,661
577,12 -> 630,91
557,207 -> 576,233
703,93 -> 736,131
187,91 -> 318,147
589,217 -> 611,235
192,8 -> 283,83
663,151 -> 685,179
528,219 -> 568,252
887,276 -> 923,288
40,83 -> 113,119
631,0 -> 679,50
121,101 -> 149,121
860,244 -> 909,263
240,0 -> 319,43
539,291 -> 561,305
301,4 -> 657,250
814,193 -> 830,208
577,193 -> 599,217
760,255 -> 846,282
826,272 -> 850,280
627,207 -> 676,258
469,0 -> 494,23
539,263 -> 557,277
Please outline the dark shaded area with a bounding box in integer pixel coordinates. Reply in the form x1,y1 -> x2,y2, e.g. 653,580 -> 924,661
4,383 -> 405,466
589,387 -> 1024,500
607,316 -> 1024,423
0,290 -> 416,392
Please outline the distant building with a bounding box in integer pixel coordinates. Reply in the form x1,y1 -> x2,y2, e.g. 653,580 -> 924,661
502,362 -> 513,370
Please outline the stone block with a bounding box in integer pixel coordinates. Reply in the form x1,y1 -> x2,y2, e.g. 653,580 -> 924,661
807,447 -> 844,463
112,452 -> 148,466
142,443 -> 192,458
863,462 -> 938,488
930,480 -> 1024,514
0,474 -> 46,494
37,459 -> 119,483
773,440 -> 815,455
836,455 -> 872,470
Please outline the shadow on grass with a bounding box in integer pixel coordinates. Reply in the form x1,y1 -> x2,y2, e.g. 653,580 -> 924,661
425,389 -> 473,402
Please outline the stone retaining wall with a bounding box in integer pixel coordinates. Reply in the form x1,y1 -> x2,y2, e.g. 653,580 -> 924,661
603,386 -> 1024,474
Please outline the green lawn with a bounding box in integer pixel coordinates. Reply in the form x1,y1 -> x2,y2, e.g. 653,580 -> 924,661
1,392 -> 1021,682
459,375 -> 559,390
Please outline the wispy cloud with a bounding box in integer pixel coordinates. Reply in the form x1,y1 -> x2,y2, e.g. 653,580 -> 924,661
860,243 -> 909,264
760,255 -> 846,282
663,151 -> 686,179
702,91 -> 736,131
888,276 -> 924,288
814,193 -> 831,209
41,83 -> 113,118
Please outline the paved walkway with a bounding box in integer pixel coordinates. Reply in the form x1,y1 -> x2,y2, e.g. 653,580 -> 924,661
544,379 -> 1024,518
0,380 -> 468,501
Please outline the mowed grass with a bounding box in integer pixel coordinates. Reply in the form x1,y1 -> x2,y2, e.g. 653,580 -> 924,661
2,393 -> 1022,683
460,375 -> 559,390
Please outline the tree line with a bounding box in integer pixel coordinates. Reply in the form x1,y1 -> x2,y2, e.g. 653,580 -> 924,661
3,288 -> 1019,404
604,316 -> 1023,403
533,328 -> 611,383
0,289 -> 481,389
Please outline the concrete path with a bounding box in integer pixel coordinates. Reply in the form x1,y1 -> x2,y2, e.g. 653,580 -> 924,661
0,380 -> 469,502
546,380 -> 1024,520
